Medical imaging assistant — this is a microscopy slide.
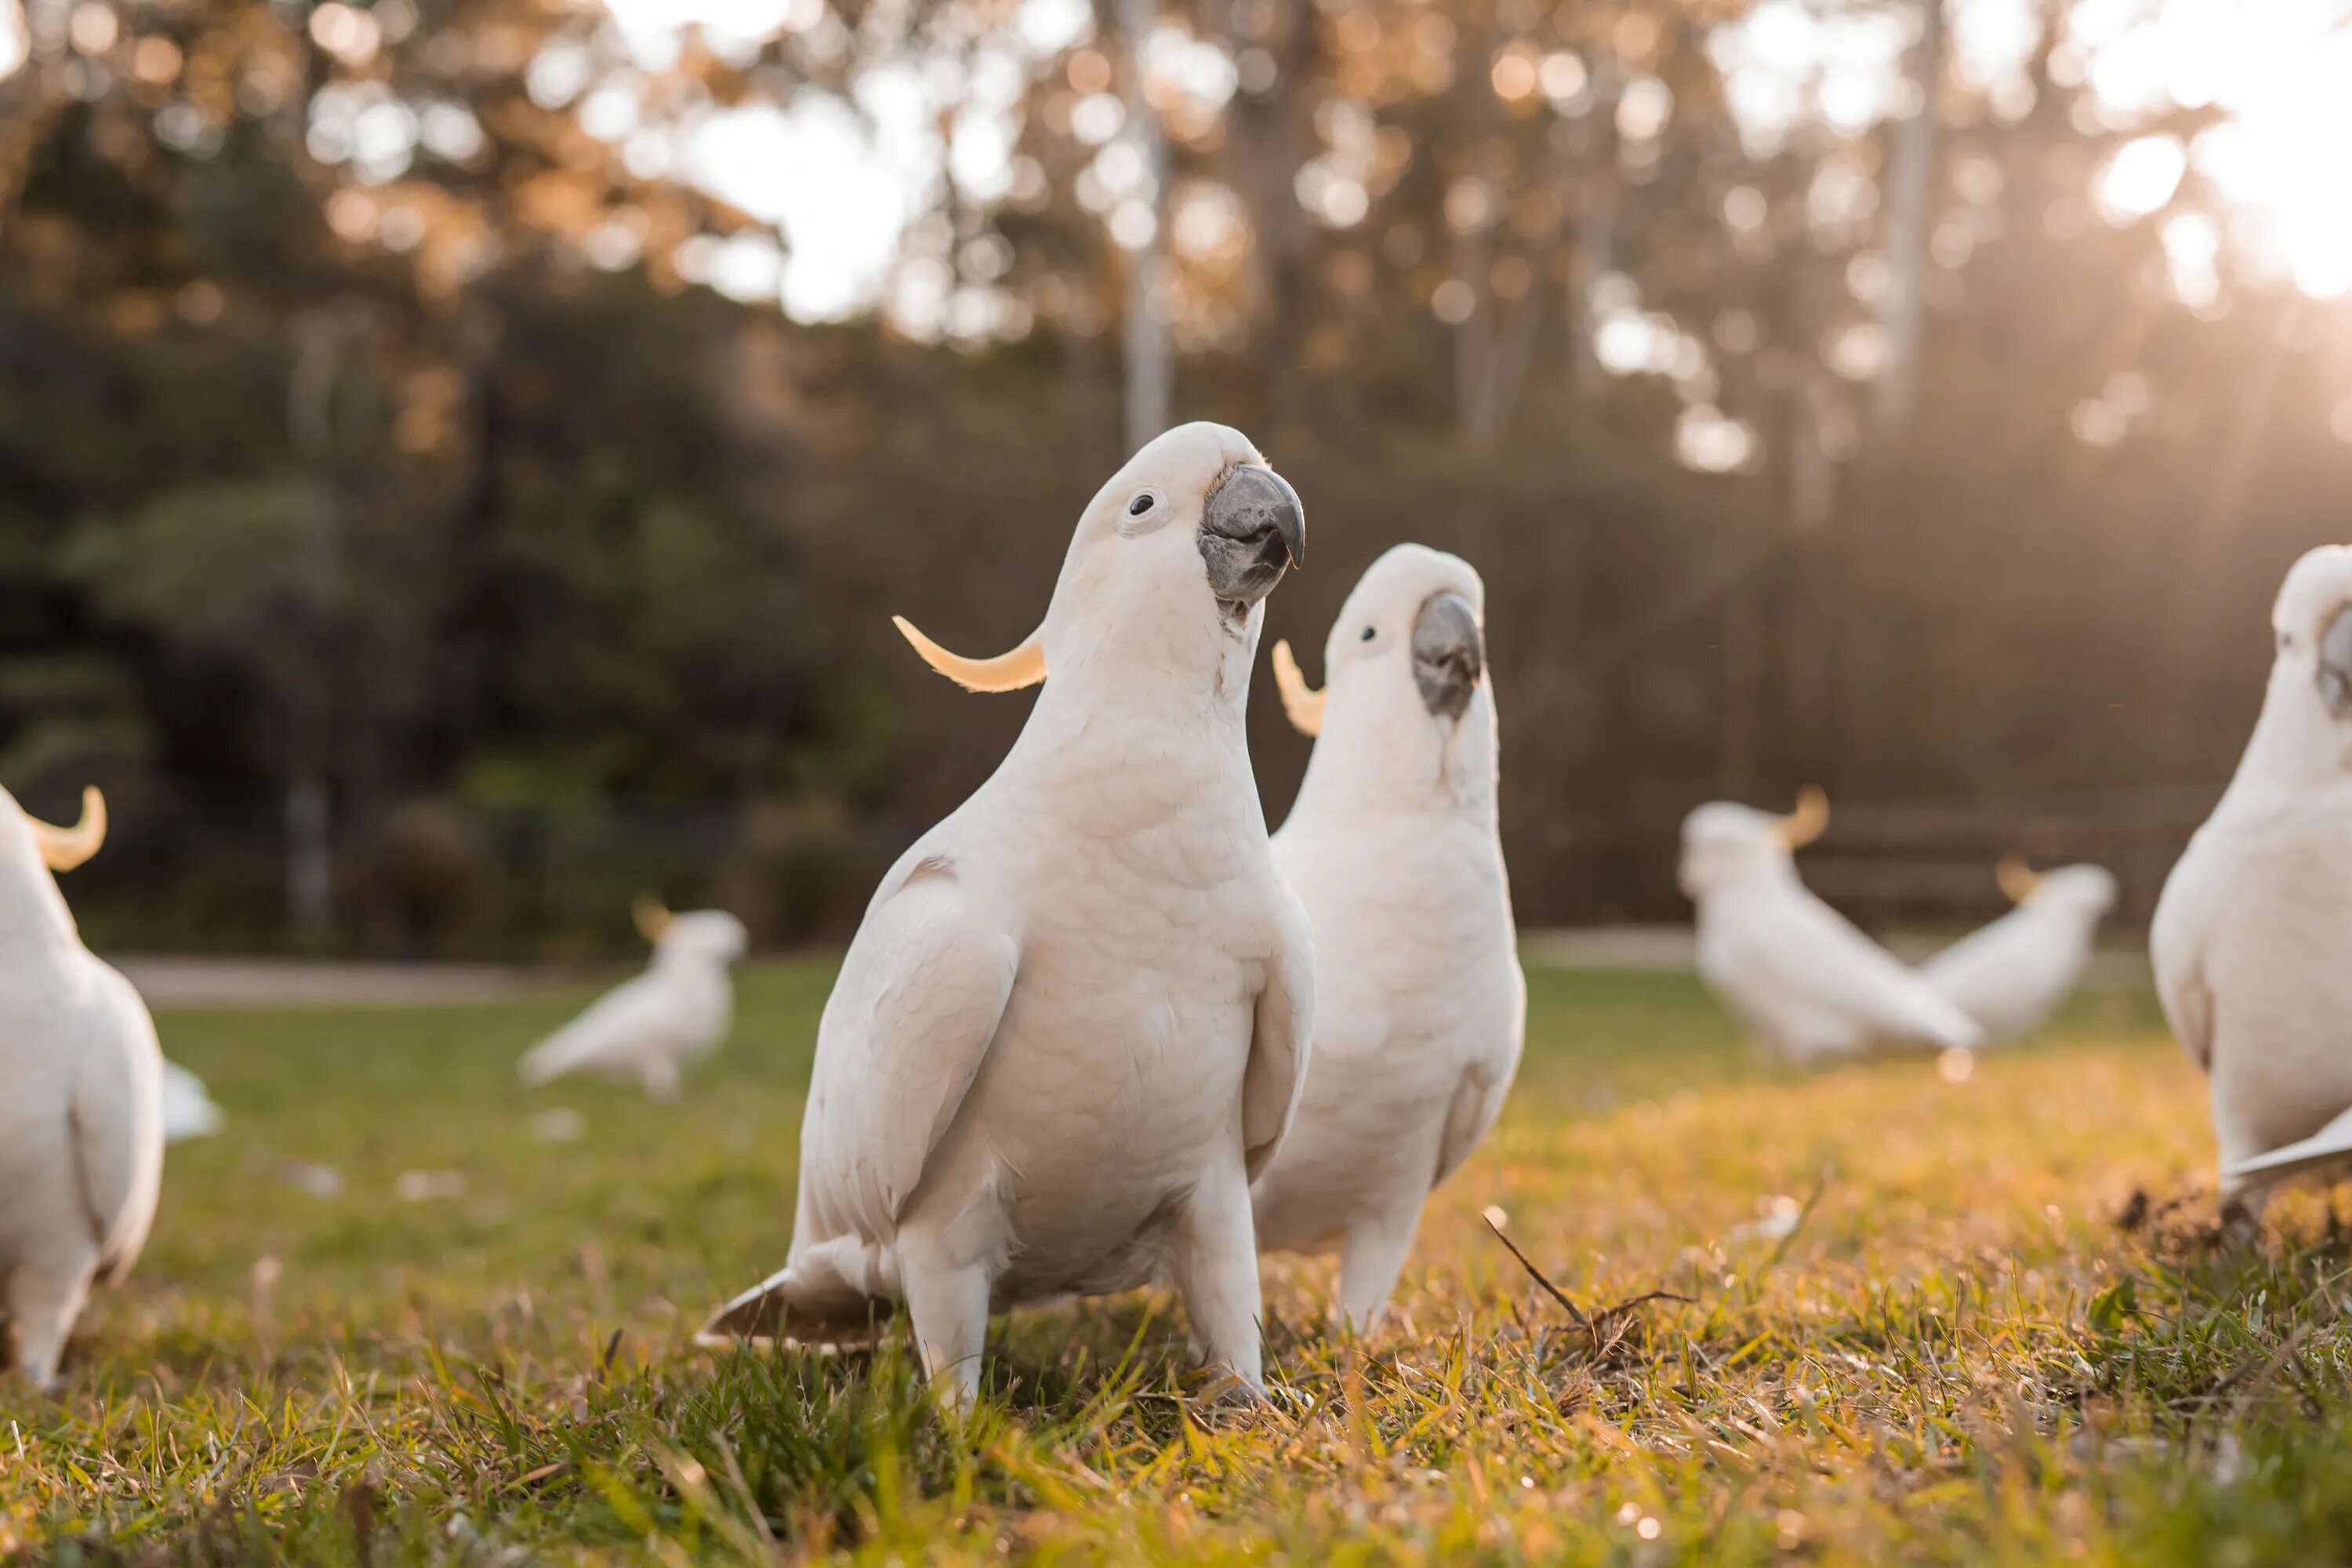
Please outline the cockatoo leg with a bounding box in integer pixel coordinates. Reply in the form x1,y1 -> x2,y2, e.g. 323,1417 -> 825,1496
895,1227 -> 990,1414
9,1261 -> 92,1391
1170,1160 -> 1266,1396
1337,1203 -> 1424,1334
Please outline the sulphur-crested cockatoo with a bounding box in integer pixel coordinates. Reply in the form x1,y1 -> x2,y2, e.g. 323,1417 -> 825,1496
1682,793 -> 1983,1062
2153,545 -> 2352,1203
517,901 -> 747,1098
1919,860 -> 2118,1042
1247,544 -> 1524,1331
160,1059 -> 226,1142
699,423 -> 1312,1408
0,786 -> 164,1388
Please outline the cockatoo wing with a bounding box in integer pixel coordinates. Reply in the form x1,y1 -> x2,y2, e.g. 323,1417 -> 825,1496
699,860 -> 1015,1344
2151,833 -> 2227,1073
1432,960 -> 1526,1187
1737,893 -> 1982,1050
517,971 -> 683,1083
2225,1105 -> 2352,1189
1240,879 -> 1316,1181
72,962 -> 164,1284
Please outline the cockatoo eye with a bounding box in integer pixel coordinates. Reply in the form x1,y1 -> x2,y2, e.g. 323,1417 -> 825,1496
1118,487 -> 1169,536
1359,626 -> 1377,642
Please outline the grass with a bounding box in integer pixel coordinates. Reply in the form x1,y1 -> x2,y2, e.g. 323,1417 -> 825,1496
11,959 -> 2352,1563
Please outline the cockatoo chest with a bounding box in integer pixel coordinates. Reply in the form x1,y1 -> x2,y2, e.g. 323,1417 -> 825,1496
950,747 -> 1282,1265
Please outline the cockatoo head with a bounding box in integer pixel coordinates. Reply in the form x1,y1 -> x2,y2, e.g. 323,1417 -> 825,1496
1995,859 -> 2118,922
1272,543 -> 1486,732
1268,544 -> 1495,813
891,422 -> 1305,697
0,784 -> 104,942
1677,789 -> 1828,900
2271,544 -> 2352,724
635,900 -> 750,967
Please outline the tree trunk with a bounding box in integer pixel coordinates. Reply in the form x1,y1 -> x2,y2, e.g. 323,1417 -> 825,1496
1116,0 -> 1171,452
1875,0 -> 1945,434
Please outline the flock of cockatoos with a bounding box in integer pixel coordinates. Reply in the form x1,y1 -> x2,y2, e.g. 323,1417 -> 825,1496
4,423 -> 2350,1403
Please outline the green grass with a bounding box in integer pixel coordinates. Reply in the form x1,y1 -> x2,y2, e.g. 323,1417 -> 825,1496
11,960 -> 2352,1564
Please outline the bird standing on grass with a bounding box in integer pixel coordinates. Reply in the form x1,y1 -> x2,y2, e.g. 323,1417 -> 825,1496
1247,545 -> 1524,1332
698,423 -> 1312,1410
1680,792 -> 1983,1063
517,902 -> 747,1099
0,786 -> 164,1388
1919,859 -> 2118,1042
2154,545 -> 2352,1207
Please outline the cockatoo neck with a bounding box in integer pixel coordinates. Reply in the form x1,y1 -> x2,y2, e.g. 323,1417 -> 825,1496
2214,656 -> 2352,821
0,857 -> 82,960
1290,682 -> 1498,824
1034,588 -> 1262,729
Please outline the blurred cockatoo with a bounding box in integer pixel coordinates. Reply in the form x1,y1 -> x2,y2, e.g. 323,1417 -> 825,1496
2153,545 -> 2352,1204
160,1059 -> 226,1142
517,902 -> 747,1098
1681,793 -> 1983,1063
699,423 -> 1312,1408
0,786 -> 164,1388
1248,545 -> 1524,1331
1918,860 -> 2118,1042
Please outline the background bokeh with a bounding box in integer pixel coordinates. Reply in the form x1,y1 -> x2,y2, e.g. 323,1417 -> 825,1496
2,0 -> 2346,956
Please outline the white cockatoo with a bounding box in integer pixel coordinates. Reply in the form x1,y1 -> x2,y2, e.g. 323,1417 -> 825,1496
699,423 -> 1313,1408
2153,544 -> 2352,1204
1918,860 -> 2118,1042
0,786 -> 164,1388
160,1059 -> 227,1142
1681,793 -> 1983,1063
1247,544 -> 1524,1330
517,901 -> 747,1098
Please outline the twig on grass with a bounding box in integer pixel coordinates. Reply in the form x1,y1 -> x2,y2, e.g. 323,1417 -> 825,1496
1481,1213 -> 1694,1359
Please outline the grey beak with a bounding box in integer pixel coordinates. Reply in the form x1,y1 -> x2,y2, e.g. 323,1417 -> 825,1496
1198,465 -> 1305,612
2321,604 -> 2352,718
1411,591 -> 1484,720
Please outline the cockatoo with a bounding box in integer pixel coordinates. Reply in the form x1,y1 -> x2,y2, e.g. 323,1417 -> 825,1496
0,786 -> 164,1388
1246,545 -> 1524,1331
160,1059 -> 227,1142
517,901 -> 747,1098
2153,544 -> 2352,1204
1681,792 -> 1983,1063
699,423 -> 1312,1408
1919,860 -> 2118,1042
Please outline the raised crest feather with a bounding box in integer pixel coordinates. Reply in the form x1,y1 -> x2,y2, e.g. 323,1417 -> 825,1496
891,615 -> 1047,693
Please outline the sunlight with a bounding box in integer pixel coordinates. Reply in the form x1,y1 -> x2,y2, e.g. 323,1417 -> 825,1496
2079,0 -> 2352,299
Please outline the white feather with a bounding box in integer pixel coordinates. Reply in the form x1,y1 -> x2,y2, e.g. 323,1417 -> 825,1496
517,911 -> 746,1099
699,424 -> 1314,1407
1249,545 -> 1525,1331
1919,866 -> 2117,1041
1682,803 -> 1983,1062
2154,544 -> 2352,1201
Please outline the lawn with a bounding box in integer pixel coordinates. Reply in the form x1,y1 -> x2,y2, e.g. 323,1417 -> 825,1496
13,959 -> 2352,1565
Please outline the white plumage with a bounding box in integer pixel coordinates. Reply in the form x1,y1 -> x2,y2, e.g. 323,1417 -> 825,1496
2153,544 -> 2352,1204
0,786 -> 164,1388
1682,793 -> 1983,1062
517,902 -> 746,1099
1248,545 -> 1524,1331
699,423 -> 1313,1406
160,1058 -> 227,1142
1919,862 -> 2118,1042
